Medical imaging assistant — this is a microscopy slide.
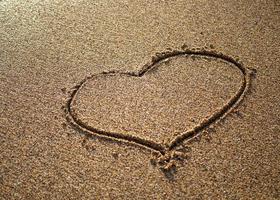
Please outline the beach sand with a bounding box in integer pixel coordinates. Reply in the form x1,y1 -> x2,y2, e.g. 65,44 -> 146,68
0,0 -> 279,199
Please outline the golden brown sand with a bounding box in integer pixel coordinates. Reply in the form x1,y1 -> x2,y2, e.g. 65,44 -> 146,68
71,55 -> 243,145
0,0 -> 279,199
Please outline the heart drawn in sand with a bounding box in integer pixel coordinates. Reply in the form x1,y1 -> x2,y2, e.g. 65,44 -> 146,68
66,49 -> 250,154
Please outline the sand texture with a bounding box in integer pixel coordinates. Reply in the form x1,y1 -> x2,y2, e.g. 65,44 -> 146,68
71,55 -> 242,145
0,0 -> 280,199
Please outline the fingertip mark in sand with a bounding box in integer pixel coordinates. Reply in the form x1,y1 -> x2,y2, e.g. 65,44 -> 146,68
64,48 -> 254,171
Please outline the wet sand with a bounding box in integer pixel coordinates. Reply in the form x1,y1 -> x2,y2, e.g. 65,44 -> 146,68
0,0 -> 280,199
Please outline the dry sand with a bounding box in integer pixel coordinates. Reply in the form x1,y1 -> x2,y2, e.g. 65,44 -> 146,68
0,0 -> 280,199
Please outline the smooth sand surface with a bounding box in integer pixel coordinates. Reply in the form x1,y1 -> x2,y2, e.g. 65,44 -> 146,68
1,0 -> 280,199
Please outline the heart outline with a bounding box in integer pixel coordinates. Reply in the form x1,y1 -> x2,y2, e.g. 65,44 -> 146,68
65,49 -> 251,154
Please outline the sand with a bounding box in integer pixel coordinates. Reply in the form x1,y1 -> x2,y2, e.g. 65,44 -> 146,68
0,0 -> 280,199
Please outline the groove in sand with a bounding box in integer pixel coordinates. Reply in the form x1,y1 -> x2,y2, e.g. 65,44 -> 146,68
65,49 -> 252,155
